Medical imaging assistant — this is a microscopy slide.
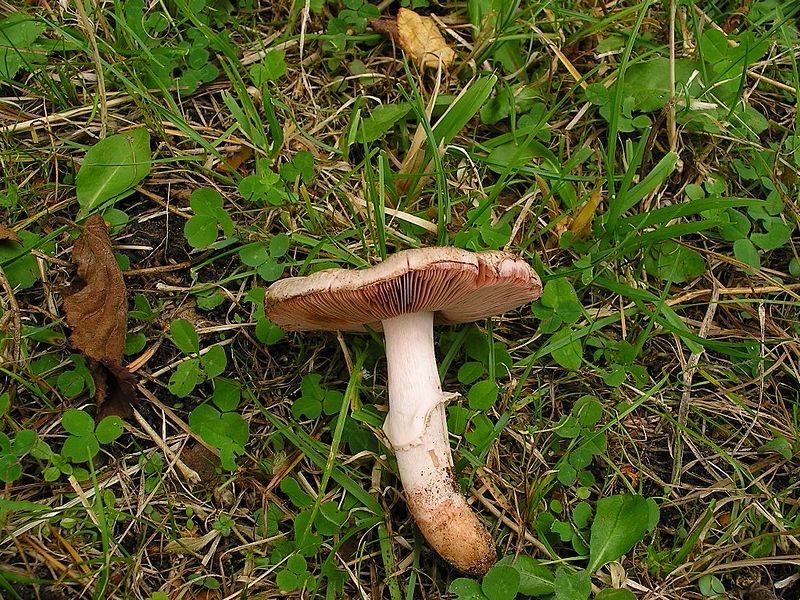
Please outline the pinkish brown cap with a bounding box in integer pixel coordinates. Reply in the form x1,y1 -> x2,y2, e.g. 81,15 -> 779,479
265,247 -> 542,331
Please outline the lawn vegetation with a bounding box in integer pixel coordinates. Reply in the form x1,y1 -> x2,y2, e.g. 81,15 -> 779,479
0,0 -> 798,599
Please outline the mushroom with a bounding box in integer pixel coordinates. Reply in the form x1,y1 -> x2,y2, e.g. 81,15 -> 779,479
265,247 -> 542,575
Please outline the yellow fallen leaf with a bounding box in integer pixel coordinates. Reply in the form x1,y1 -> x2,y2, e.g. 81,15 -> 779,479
569,189 -> 603,240
397,8 -> 455,69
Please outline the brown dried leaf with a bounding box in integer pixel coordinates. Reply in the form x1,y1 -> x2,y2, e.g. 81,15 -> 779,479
218,145 -> 253,174
180,443 -> 221,487
369,16 -> 399,39
94,359 -> 137,421
63,215 -> 127,362
0,223 -> 21,244
373,8 -> 456,69
63,215 -> 137,418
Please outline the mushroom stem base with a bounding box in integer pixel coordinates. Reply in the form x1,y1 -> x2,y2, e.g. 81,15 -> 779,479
393,401 -> 497,575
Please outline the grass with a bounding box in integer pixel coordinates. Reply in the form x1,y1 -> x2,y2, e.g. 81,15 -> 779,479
0,0 -> 799,599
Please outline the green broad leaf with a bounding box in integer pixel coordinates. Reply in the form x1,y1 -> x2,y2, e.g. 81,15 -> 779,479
359,103 -> 411,143
255,317 -> 283,344
184,215 -> 219,248
731,103 -> 768,137
572,502 -> 593,529
57,370 -> 86,398
540,279 -> 582,324
321,390 -> 344,416
300,373 -> 325,400
0,498 -> 52,512
276,569 -> 299,593
211,378 -> 241,412
718,208 -> 750,241
750,220 -> 792,251
554,414 -> 580,439
588,494 -> 655,572
61,409 -> 95,436
281,151 -> 315,183
0,456 -> 22,483
95,416 -> 123,444
125,332 -> 147,355
269,233 -> 290,258
239,242 -> 270,267
61,434 -> 100,462
195,290 -> 225,311
286,553 -> 307,574
698,574 -> 726,596
447,405 -> 470,436
480,86 -> 512,125
758,434 -> 793,460
200,344 -> 227,378
238,174 -> 269,203
293,511 -> 323,556
557,463 -> 577,486
622,58 -> 702,113
168,359 -> 201,397
292,395 -> 322,420
0,13 -> 48,80
189,405 -> 248,464
596,589 -> 637,600
554,568 -> 591,600
130,293 -> 156,321
170,319 -> 200,354
748,535 -> 775,559
250,54 -> 284,86
257,260 -> 284,281
280,477 -> 313,509
0,392 -> 9,418
574,396 -> 602,428
482,563 -> 519,600
568,445 -> 593,470
550,328 -> 583,370
76,129 -> 151,216
11,430 -> 36,456
644,241 -> 706,283
485,138 -> 554,171
219,412 -> 249,447
790,257 -> 800,278
0,431 -> 13,453
584,82 -> 610,106
189,402 -> 218,428
448,578 -> 486,600
185,188 -> 233,248
479,221 -> 511,249
468,380 -> 499,411
582,431 -> 608,456
733,238 -> 760,268
497,556 -> 554,596
0,230 -> 43,290
458,361 -> 485,385
315,502 -> 347,536
551,519 -> 574,543
464,413 -> 493,446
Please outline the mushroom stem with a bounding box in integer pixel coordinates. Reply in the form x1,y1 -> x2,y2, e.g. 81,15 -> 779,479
381,312 -> 496,575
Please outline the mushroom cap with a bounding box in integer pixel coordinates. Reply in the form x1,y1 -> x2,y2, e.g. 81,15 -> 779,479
265,247 -> 542,331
